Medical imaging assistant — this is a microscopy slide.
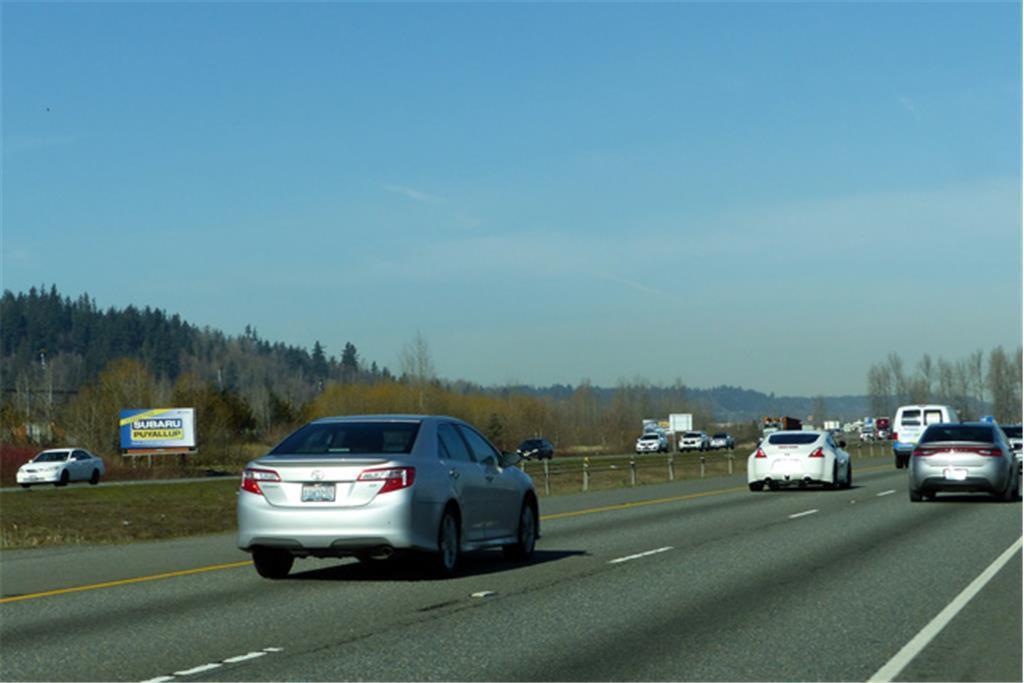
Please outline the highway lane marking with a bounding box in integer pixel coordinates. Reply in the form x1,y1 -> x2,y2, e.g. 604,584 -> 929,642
788,509 -> 819,519
877,489 -> 896,497
222,652 -> 267,663
0,560 -> 253,605
867,535 -> 1024,683
3,465 -> 899,605
141,647 -> 281,682
174,663 -> 221,676
541,486 -> 749,521
609,546 -> 673,564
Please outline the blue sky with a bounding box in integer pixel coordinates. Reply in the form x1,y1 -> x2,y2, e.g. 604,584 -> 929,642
3,2 -> 1021,395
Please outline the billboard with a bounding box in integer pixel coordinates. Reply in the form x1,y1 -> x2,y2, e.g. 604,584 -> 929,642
669,413 -> 693,433
119,408 -> 196,450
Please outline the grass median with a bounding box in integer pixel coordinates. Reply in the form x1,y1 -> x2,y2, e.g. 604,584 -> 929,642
1,455 -> 741,549
1,444 -> 888,549
1,480 -> 240,549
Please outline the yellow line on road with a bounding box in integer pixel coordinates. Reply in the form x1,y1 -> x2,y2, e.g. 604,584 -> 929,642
2,463 -> 897,605
0,560 -> 253,605
540,486 -> 750,521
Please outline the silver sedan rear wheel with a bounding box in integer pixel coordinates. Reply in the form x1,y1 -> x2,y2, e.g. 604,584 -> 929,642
252,548 -> 294,579
504,502 -> 537,561
430,509 -> 460,577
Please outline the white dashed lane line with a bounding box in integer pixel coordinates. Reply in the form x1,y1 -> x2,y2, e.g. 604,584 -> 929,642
222,652 -> 267,664
140,647 -> 282,682
174,663 -> 222,676
609,546 -> 673,564
877,489 -> 896,497
788,509 -> 819,520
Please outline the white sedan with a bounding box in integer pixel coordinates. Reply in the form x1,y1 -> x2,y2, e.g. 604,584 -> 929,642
16,448 -> 106,488
747,431 -> 851,491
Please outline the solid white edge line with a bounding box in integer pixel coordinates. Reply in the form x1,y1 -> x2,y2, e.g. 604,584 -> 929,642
609,546 -> 673,564
173,663 -> 223,676
867,536 -> 1023,683
788,509 -> 819,519
877,490 -> 896,497
139,677 -> 176,683
223,652 -> 267,664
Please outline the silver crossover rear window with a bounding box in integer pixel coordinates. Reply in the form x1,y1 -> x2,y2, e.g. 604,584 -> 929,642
767,434 -> 819,445
271,422 -> 421,455
919,425 -> 994,444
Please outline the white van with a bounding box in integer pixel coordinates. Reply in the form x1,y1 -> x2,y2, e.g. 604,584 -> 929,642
892,404 -> 960,469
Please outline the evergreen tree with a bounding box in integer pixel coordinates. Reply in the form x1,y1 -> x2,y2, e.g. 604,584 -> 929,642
311,341 -> 329,379
341,342 -> 359,380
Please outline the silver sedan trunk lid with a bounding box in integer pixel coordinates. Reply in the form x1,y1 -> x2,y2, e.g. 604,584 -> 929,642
253,455 -> 394,508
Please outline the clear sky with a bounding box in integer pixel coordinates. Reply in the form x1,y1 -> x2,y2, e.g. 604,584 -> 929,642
3,2 -> 1021,396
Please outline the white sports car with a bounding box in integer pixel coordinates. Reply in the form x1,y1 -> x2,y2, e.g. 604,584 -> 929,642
747,431 -> 851,491
16,448 -> 106,488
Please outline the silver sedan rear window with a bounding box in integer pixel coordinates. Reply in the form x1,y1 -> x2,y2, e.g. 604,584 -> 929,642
919,425 -> 995,444
271,422 -> 420,455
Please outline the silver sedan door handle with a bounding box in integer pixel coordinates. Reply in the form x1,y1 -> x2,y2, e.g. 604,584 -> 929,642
449,468 -> 460,480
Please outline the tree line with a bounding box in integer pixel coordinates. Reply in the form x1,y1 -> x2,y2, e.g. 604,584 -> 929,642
3,354 -> 725,465
1,289 -> 727,460
1,286 -> 392,440
865,347 -> 1022,424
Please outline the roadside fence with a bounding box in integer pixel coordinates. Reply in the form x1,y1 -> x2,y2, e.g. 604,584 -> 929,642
520,437 -> 892,496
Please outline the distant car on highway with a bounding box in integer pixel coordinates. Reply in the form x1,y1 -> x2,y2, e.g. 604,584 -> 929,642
16,448 -> 105,488
747,431 -> 851,491
909,423 -> 1020,502
679,431 -> 710,452
516,437 -> 555,460
709,432 -> 735,450
237,415 -> 539,579
635,432 -> 668,454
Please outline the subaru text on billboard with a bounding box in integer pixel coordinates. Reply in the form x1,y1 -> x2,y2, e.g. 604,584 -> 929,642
119,408 -> 196,449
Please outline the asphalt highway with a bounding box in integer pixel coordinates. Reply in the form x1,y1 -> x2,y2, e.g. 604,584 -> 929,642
1,458 -> 1020,682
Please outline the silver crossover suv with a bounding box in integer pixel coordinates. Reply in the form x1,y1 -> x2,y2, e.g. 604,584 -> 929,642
237,415 -> 539,578
908,422 -> 1020,502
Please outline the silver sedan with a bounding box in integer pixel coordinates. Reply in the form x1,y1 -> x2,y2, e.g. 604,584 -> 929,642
909,422 -> 1020,502
237,415 -> 539,579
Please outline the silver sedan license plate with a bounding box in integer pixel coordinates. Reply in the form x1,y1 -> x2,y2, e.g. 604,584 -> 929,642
943,468 -> 968,481
302,483 -> 336,502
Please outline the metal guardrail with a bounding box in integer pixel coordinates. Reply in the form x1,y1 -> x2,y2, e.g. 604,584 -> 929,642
521,437 -> 893,495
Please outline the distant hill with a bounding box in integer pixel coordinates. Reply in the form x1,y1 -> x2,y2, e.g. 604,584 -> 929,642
489,383 -> 869,423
